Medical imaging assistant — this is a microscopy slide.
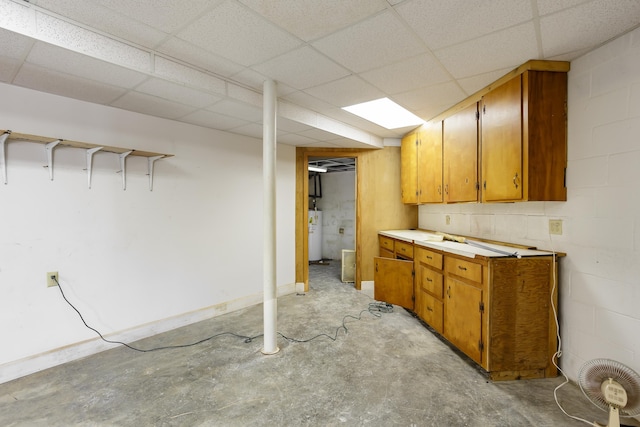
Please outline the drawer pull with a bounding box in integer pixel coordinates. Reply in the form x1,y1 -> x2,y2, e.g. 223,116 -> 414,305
426,278 -> 433,282
458,265 -> 467,271
426,255 -> 432,260
427,307 -> 433,312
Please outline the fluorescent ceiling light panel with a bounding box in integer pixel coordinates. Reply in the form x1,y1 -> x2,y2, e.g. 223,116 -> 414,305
342,97 -> 424,129
308,165 -> 327,173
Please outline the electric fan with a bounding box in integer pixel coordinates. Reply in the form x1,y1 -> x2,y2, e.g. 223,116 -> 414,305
578,358 -> 640,427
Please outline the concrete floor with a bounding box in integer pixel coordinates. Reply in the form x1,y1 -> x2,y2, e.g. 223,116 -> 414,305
1,261 -> 638,426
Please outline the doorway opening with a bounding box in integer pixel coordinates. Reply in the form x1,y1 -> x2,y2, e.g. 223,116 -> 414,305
307,157 -> 356,291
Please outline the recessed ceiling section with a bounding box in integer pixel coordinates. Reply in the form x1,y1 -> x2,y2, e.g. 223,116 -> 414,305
1,0 -> 640,148
309,157 -> 356,173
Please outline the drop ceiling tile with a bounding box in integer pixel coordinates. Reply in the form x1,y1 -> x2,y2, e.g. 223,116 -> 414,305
207,99 -> 263,123
540,0 -> 640,58
176,1 -> 302,67
434,22 -> 539,79
304,75 -> 384,108
395,0 -> 532,50
457,67 -> 513,96
33,0 -> 168,48
312,10 -> 426,73
228,122 -> 263,139
154,56 -> 226,95
180,109 -> 251,130
277,133 -> 319,146
26,42 -> 148,88
393,81 -> 467,119
277,117 -> 314,134
536,0 -> 592,16
252,46 -> 350,90
92,0 -> 219,34
156,38 -> 244,78
0,28 -> 34,58
0,0 -> 36,36
298,127 -> 341,142
111,90 -> 197,119
0,58 -> 20,82
35,12 -> 152,72
238,0 -> 387,42
136,77 -> 222,108
13,62 -> 127,104
360,53 -> 452,95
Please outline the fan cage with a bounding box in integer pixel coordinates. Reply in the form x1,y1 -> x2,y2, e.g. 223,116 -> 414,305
578,358 -> 640,417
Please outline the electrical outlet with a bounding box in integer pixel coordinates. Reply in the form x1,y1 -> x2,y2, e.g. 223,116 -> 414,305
47,271 -> 59,287
549,219 -> 563,235
445,215 -> 451,225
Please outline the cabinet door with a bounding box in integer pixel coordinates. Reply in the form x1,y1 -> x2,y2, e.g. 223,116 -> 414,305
444,277 -> 483,363
416,287 -> 443,334
373,257 -> 414,310
418,122 -> 443,203
401,132 -> 418,204
443,103 -> 478,203
481,75 -> 522,202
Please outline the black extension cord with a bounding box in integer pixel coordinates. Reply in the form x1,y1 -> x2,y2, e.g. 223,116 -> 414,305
53,277 -> 393,352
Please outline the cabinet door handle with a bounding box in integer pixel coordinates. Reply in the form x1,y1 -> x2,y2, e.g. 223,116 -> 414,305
375,263 -> 378,273
513,172 -> 519,189
438,185 -> 442,195
444,184 -> 449,195
446,286 -> 451,298
427,306 -> 433,312
458,265 -> 467,271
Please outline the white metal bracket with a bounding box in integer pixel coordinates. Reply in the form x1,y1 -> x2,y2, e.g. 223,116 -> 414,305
147,155 -> 164,191
118,151 -> 132,190
45,139 -> 62,180
1,130 -> 11,184
86,147 -> 103,189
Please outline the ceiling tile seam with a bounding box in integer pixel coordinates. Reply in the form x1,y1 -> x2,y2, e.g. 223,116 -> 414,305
530,0 -> 545,58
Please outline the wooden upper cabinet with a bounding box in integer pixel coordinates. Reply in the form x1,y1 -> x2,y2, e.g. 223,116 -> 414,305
418,121 -> 443,203
443,103 -> 478,203
400,130 -> 419,204
481,70 -> 567,202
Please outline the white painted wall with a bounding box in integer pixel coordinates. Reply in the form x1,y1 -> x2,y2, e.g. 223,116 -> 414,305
419,27 -> 640,381
316,171 -> 356,261
0,83 -> 296,383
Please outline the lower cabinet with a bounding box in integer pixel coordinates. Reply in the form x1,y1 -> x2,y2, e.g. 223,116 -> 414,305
375,234 -> 559,381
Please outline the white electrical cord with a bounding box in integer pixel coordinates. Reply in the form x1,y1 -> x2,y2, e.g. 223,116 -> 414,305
548,235 -> 595,426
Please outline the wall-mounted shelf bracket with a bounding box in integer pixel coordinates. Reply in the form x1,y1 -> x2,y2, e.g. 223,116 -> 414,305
86,147 -> 103,189
147,155 -> 164,191
0,130 -> 10,184
45,139 -> 62,181
118,151 -> 132,190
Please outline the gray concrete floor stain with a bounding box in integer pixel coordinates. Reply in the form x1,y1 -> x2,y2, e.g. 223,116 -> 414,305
1,261 -> 637,426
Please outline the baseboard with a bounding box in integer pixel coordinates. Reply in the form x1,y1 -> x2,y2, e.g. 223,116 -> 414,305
0,282 -> 297,385
361,280 -> 374,299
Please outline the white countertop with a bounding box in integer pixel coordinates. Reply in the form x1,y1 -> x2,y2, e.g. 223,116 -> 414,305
380,230 -> 554,259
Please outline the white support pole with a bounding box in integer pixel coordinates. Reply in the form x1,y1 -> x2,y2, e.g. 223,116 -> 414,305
262,79 -> 279,355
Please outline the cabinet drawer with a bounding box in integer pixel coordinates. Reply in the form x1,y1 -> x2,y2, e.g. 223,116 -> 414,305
379,235 -> 395,252
420,291 -> 443,334
395,241 -> 414,259
446,257 -> 483,283
415,247 -> 443,270
419,264 -> 443,298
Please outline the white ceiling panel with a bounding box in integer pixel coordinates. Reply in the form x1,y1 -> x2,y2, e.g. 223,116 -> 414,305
360,53 -> 452,95
32,0 -> 168,48
1,0 -> 639,148
540,0 -> 640,58
397,0 -> 533,50
26,42 -> 148,88
311,10 -> 426,73
14,63 -> 127,104
434,22 -> 540,79
252,46 -> 350,90
111,91 -> 198,119
238,0 -> 388,42
176,1 -> 302,67
304,75 -> 384,108
135,78 -> 223,109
